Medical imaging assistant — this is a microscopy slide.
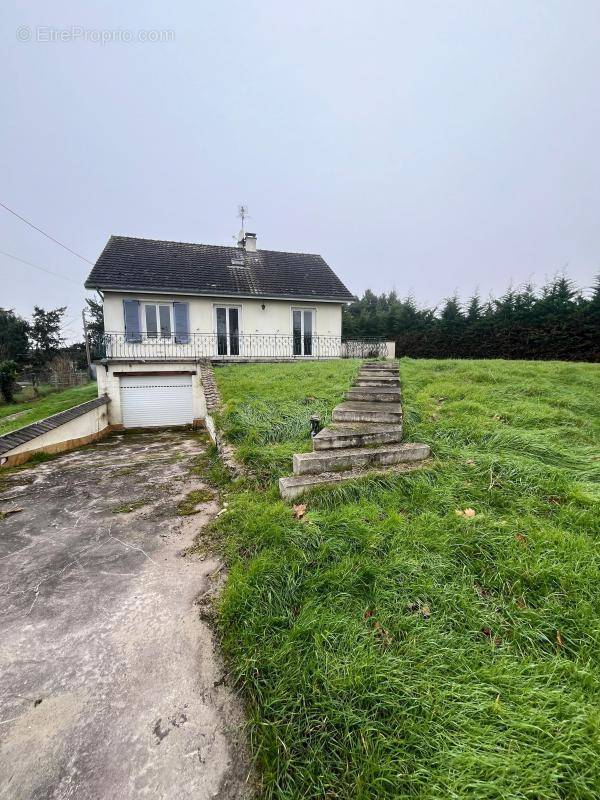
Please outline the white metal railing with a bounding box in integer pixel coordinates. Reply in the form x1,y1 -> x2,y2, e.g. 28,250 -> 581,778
95,332 -> 389,361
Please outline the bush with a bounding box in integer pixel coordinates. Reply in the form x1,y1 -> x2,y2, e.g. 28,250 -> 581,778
0,360 -> 18,403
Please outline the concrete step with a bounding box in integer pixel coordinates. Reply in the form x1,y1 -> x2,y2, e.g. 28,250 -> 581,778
361,361 -> 397,368
360,366 -> 398,374
332,401 -> 402,424
356,372 -> 400,381
346,387 -> 402,403
355,375 -> 400,385
313,423 -> 402,450
356,371 -> 399,378
279,451 -> 431,500
293,442 -> 429,475
354,381 -> 400,389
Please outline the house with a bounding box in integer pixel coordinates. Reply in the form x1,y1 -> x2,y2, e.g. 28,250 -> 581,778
85,231 -> 389,429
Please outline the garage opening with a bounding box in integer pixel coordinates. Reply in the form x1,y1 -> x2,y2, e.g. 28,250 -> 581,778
120,374 -> 194,428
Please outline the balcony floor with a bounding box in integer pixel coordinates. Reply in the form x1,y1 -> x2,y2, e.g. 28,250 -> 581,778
97,355 -> 342,365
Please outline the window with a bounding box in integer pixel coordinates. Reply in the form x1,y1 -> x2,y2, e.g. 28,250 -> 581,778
123,299 -> 141,342
124,301 -> 189,343
215,306 -> 240,356
159,305 -> 171,337
292,308 -> 315,356
173,302 -> 190,344
144,303 -> 172,338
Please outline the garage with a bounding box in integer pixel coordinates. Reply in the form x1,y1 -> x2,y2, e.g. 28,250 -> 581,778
119,374 -> 194,428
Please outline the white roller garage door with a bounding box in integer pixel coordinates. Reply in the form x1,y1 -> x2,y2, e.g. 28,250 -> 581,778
120,374 -> 194,428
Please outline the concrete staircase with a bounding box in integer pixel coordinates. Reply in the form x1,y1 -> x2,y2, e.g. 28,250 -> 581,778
279,360 -> 431,500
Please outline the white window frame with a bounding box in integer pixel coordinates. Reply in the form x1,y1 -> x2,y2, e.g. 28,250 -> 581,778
143,303 -> 173,339
291,307 -> 316,357
213,304 -> 242,356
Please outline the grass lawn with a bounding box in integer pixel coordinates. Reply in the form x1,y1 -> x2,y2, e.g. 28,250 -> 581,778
0,383 -> 97,436
211,358 -> 600,799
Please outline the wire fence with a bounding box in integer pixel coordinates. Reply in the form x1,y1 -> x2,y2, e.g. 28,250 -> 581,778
17,367 -> 91,390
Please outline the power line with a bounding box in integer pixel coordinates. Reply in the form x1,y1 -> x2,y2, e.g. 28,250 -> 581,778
0,201 -> 94,265
59,315 -> 80,331
0,251 -> 87,333
0,249 -> 80,284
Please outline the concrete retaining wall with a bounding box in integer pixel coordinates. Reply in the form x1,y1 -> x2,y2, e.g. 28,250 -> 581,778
0,397 -> 110,467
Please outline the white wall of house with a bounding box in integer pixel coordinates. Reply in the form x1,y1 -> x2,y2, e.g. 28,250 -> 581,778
96,294 -> 347,426
102,292 -> 343,337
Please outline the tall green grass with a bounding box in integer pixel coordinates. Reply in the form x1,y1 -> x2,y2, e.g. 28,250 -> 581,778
215,360 -> 359,482
213,359 -> 600,799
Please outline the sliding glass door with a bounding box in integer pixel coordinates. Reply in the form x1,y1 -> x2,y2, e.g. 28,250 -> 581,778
292,309 -> 314,356
215,306 -> 240,356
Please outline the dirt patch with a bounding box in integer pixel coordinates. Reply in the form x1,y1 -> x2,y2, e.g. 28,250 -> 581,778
177,489 -> 215,515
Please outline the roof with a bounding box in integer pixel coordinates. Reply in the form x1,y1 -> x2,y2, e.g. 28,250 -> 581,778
85,236 -> 355,302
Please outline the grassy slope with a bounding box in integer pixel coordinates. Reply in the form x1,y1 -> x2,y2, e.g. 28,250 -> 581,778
213,359 -> 600,799
0,383 -> 97,436
215,360 -> 360,483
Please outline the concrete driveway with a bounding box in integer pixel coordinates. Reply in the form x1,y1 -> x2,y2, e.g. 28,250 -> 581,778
0,431 -> 251,800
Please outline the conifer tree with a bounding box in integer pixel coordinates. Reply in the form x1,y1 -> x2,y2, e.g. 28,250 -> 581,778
342,276 -> 598,362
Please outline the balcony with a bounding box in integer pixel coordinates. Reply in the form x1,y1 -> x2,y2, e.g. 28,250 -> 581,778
93,332 -> 389,362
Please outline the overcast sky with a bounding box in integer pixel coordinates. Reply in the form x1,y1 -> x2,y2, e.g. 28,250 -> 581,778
2,1 -> 599,341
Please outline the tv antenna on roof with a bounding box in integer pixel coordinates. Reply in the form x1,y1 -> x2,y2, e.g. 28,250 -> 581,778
238,204 -> 249,232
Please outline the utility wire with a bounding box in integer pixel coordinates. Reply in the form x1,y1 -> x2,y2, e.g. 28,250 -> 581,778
0,201 -> 94,265
1,252 -> 87,334
0,249 -> 80,284
59,315 -> 80,331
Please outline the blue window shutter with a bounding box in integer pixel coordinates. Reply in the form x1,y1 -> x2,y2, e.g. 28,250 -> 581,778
123,299 -> 141,342
173,302 -> 189,343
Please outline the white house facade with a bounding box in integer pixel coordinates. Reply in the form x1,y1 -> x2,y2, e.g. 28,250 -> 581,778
85,232 -> 388,429
100,292 -> 344,360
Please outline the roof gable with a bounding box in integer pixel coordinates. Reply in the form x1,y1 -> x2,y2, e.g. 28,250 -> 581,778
85,236 -> 355,302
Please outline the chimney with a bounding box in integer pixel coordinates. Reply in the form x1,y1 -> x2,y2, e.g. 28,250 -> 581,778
244,232 -> 257,252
